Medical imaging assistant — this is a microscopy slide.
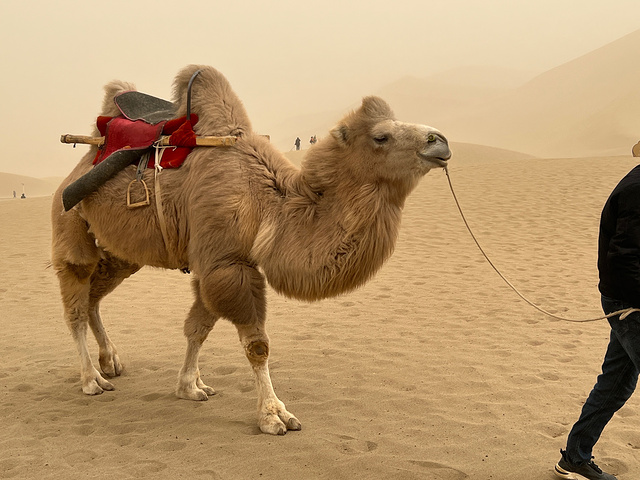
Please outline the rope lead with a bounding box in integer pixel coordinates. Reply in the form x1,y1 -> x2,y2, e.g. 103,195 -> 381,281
443,167 -> 640,323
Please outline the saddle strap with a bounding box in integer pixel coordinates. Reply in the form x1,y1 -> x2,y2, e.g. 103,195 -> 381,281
153,147 -> 172,260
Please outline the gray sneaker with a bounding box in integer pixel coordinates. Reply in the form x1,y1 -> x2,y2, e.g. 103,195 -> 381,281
554,449 -> 617,480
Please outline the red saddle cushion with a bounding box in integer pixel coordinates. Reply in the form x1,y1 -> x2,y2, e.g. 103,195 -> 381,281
93,115 -> 199,169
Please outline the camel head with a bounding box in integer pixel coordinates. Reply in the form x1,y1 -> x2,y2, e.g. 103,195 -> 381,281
309,96 -> 450,192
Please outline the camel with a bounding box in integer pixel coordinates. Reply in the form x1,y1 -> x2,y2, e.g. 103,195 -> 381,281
51,64 -> 451,435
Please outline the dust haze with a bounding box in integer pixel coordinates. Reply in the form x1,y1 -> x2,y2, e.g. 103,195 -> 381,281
1,0 -> 639,178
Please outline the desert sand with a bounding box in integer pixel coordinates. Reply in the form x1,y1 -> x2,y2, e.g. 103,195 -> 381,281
1,148 -> 640,480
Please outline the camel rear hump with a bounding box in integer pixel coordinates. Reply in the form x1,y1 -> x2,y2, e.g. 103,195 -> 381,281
171,65 -> 253,138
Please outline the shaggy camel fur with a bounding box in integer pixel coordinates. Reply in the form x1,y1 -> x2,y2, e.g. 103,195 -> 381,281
51,65 -> 451,435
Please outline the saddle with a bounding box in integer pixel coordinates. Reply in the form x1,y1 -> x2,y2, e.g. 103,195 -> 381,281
62,72 -> 203,211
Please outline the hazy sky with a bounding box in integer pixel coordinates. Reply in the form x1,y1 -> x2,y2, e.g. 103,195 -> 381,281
1,0 -> 639,177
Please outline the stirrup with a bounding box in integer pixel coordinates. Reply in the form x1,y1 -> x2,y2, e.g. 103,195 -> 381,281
126,179 -> 150,208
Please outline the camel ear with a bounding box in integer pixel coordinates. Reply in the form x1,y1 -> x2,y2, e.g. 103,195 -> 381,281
360,96 -> 394,119
330,124 -> 349,145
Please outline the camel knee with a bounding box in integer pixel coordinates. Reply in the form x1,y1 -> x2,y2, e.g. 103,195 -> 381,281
56,261 -> 96,285
183,319 -> 215,344
245,340 -> 269,366
184,290 -> 218,343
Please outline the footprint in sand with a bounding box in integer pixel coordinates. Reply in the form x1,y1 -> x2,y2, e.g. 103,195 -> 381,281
214,365 -> 238,376
624,430 -> 640,449
10,384 -> 33,393
408,460 -> 469,480
238,379 -> 255,393
72,424 -> 96,436
193,469 -> 224,479
293,333 -> 313,341
617,406 -> 636,418
140,393 -> 164,402
153,440 -> 187,452
533,421 -> 567,439
598,458 -> 628,477
128,460 -> 167,475
330,434 -> 378,455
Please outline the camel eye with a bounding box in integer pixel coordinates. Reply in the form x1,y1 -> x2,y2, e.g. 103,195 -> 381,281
427,134 -> 436,143
373,135 -> 389,145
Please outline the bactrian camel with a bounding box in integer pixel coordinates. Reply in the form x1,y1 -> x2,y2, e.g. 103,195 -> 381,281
51,65 -> 451,435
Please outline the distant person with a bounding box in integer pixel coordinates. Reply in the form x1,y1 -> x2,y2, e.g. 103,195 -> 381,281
20,193 -> 26,199
554,163 -> 640,480
294,137 -> 301,151
13,190 -> 16,198
310,135 -> 317,145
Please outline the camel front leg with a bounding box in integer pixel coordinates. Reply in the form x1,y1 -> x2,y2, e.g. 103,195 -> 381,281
236,324 -> 302,435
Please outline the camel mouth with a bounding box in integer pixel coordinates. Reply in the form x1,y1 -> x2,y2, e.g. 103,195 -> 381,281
418,153 -> 451,168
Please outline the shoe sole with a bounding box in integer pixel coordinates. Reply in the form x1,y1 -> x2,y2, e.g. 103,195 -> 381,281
554,463 -> 592,480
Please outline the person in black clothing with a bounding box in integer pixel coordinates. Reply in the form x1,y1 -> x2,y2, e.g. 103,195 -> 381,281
555,164 -> 640,480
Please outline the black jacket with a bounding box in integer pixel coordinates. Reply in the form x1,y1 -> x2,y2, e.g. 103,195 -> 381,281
598,164 -> 640,306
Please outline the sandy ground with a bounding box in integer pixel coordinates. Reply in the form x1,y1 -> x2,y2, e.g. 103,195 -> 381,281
2,153 -> 640,480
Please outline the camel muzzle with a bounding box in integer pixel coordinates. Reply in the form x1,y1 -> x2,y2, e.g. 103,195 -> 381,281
419,135 -> 451,167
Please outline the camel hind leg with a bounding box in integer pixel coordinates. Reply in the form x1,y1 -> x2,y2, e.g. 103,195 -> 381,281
55,255 -> 140,394
52,207 -> 139,393
88,255 -> 141,377
56,261 -> 115,395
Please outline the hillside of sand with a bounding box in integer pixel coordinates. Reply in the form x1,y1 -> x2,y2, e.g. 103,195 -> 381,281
271,29 -> 640,159
0,173 -> 62,199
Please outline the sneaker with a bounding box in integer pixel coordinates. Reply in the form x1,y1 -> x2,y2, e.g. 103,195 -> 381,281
554,449 -> 617,480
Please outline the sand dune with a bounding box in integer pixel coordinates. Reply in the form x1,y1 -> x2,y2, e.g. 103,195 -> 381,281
0,173 -> 62,199
384,29 -> 640,159
267,66 -> 534,152
271,30 -> 640,160
2,150 -> 639,479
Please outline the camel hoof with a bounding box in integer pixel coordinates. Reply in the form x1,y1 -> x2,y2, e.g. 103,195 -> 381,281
286,417 -> 302,431
259,416 -> 288,436
200,385 -> 216,396
176,387 -> 210,401
99,344 -> 123,378
83,385 -> 104,395
99,355 -> 123,378
82,376 -> 114,395
259,411 -> 301,435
